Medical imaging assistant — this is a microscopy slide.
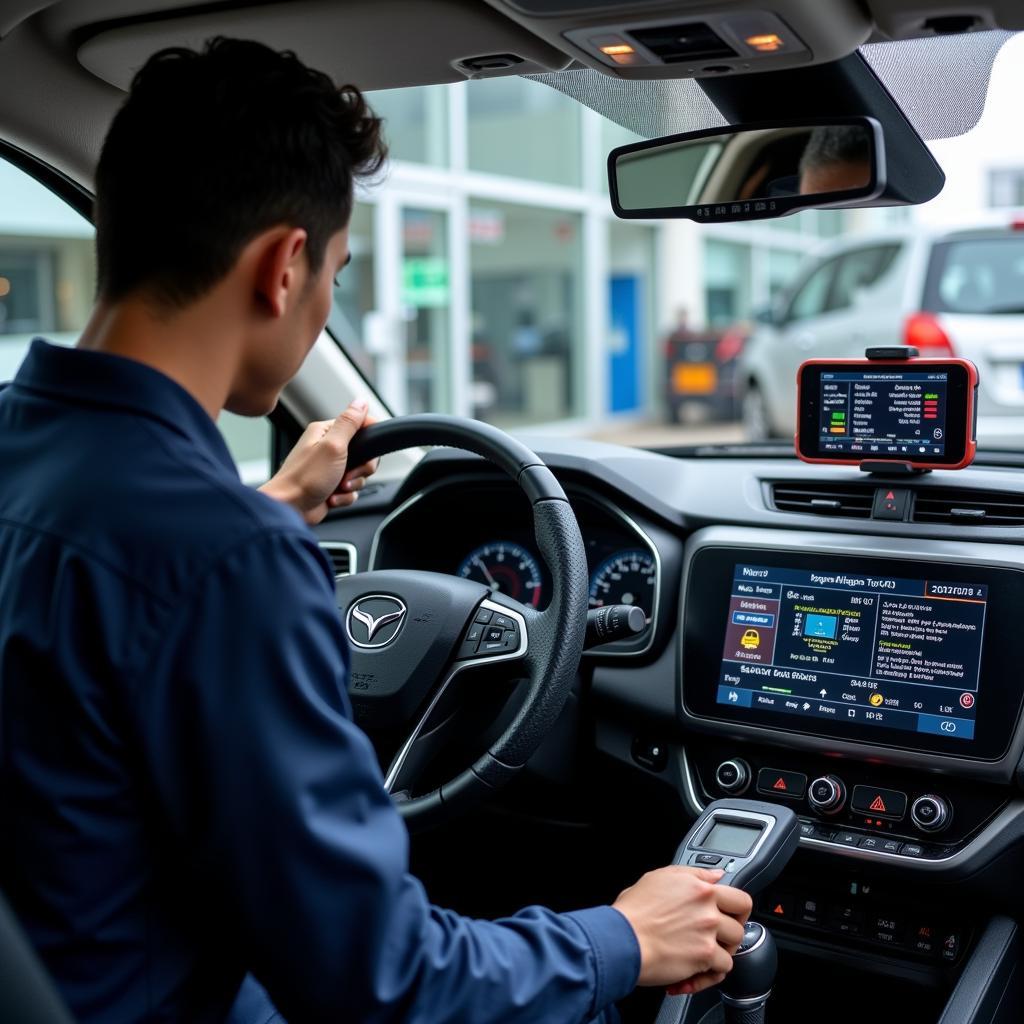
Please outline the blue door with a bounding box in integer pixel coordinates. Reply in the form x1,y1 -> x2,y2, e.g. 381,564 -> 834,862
609,275 -> 643,414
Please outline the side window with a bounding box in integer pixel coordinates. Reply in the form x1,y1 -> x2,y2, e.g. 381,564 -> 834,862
785,257 -> 839,323
826,244 -> 900,314
0,158 -> 94,377
0,155 -> 271,483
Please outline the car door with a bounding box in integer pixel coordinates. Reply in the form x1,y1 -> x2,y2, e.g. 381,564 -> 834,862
756,252 -> 841,427
760,245 -> 901,427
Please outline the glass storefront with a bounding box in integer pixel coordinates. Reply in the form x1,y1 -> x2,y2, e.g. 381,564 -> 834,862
470,202 -> 583,426
401,207 -> 450,414
467,78 -> 582,187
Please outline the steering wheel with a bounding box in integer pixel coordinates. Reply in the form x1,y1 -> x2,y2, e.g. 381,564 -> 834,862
340,415 -> 589,832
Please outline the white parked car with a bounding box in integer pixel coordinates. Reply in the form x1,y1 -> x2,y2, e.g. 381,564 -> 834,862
740,224 -> 1024,446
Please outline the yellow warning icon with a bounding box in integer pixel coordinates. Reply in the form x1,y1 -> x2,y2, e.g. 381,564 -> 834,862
869,693 -> 884,707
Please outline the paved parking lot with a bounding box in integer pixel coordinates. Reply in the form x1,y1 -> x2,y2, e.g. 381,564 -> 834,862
586,420 -> 748,449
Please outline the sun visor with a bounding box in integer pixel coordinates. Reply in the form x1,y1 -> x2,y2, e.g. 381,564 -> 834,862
75,0 -> 573,93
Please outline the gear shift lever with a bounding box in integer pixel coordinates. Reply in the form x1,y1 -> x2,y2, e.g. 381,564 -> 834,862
718,921 -> 777,1024
665,800 -> 799,1024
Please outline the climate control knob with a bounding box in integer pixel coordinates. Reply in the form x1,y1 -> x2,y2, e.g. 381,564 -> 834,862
808,775 -> 846,815
715,759 -> 751,794
911,794 -> 950,833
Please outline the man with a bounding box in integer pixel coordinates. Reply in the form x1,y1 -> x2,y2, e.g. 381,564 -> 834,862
798,125 -> 872,195
0,38 -> 750,1023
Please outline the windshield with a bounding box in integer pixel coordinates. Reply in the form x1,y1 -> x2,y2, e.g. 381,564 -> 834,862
333,31 -> 1024,454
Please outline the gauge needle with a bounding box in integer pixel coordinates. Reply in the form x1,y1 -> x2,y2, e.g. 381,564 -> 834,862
474,556 -> 500,592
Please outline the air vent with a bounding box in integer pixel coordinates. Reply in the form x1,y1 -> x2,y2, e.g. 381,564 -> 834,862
770,482 -> 874,519
320,542 -> 358,578
912,488 -> 1024,527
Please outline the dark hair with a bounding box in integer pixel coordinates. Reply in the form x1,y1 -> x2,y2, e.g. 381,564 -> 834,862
94,37 -> 387,309
799,125 -> 870,177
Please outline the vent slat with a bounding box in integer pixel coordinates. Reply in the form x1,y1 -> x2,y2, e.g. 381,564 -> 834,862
911,487 -> 1024,527
771,482 -> 874,519
319,542 -> 358,578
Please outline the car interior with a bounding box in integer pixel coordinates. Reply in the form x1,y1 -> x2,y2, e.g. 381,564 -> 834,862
4,2 -> 1024,1023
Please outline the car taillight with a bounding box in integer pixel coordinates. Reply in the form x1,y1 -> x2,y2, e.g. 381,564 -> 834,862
903,312 -> 955,356
715,329 -> 745,364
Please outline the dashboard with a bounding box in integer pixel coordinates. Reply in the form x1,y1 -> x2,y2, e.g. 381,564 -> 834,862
368,477 -> 666,656
318,442 -> 1024,897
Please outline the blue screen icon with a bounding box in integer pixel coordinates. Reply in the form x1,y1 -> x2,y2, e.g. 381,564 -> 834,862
804,614 -> 838,639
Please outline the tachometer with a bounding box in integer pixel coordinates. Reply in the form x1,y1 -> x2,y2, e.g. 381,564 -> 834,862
457,541 -> 543,608
589,549 -> 656,624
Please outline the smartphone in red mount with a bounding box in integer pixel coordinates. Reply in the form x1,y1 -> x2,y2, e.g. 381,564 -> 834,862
795,358 -> 978,470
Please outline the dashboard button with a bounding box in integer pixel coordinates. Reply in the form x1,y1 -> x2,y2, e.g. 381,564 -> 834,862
798,897 -> 820,925
881,839 -> 902,854
764,891 -> 792,920
694,853 -> 722,866
909,923 -> 938,957
833,831 -> 859,847
851,785 -> 907,820
756,768 -> 807,799
715,759 -> 751,794
858,836 -> 882,850
830,905 -> 864,936
941,932 -> 961,961
900,843 -> 925,858
799,821 -> 815,837
911,794 -> 950,833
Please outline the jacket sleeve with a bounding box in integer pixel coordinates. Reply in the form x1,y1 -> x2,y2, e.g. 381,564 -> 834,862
134,528 -> 640,1024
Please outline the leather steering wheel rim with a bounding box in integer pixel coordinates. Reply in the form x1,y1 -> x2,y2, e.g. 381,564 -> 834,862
343,414 -> 589,831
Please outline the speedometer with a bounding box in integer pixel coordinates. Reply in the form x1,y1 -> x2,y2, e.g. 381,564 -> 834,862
457,541 -> 543,607
589,549 -> 656,624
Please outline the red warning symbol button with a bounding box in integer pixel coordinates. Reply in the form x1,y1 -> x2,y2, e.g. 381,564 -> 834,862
851,785 -> 907,819
773,777 -> 788,791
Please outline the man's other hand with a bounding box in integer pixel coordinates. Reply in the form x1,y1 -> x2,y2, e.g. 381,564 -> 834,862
259,399 -> 379,524
612,866 -> 752,995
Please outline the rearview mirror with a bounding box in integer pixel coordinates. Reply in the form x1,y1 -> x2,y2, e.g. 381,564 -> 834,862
609,116 -> 885,223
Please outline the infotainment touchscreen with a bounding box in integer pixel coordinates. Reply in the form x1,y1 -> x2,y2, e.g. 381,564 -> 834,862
715,564 -> 985,742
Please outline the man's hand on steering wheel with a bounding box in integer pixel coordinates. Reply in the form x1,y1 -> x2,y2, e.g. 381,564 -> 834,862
260,398 -> 380,523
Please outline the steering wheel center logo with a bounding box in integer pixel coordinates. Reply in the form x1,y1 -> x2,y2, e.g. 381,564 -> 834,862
347,596 -> 407,649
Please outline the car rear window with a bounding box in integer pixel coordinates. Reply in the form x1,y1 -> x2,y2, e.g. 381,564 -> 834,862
923,236 -> 1024,314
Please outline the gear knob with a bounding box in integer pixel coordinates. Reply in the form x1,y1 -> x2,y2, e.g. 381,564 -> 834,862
719,921 -> 777,1023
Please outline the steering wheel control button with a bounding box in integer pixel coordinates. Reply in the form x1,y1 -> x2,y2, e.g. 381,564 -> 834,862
491,613 -> 515,630
808,775 -> 846,815
715,758 -> 750,794
474,608 -> 493,624
694,853 -> 723,866
457,638 -> 482,659
911,794 -> 950,833
755,768 -> 806,799
851,785 -> 907,820
483,626 -> 504,643
465,624 -> 485,644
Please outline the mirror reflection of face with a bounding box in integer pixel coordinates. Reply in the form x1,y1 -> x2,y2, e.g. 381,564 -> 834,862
796,125 -> 871,196
798,158 -> 871,195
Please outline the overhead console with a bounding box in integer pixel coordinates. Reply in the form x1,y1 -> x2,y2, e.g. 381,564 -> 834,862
680,527 -> 1024,772
483,0 -> 872,79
